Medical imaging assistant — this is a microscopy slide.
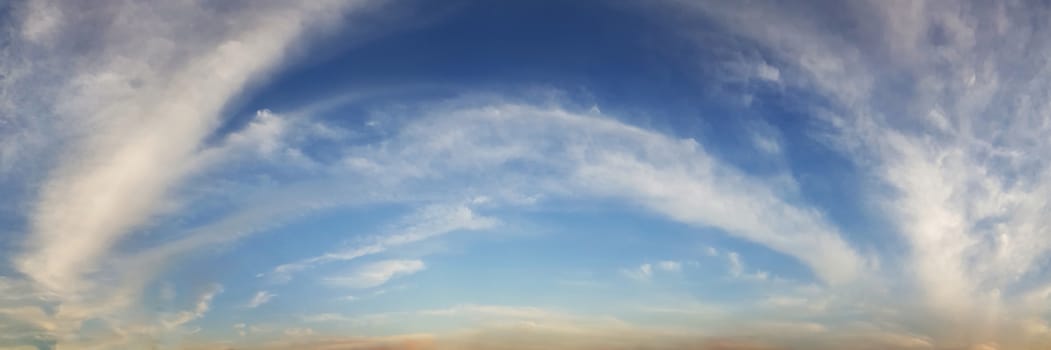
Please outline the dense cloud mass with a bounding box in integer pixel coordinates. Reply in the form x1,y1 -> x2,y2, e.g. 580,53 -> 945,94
4,0 -> 1051,349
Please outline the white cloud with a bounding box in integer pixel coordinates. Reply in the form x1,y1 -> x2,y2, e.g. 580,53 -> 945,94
663,0 -> 1051,345
301,303 -> 607,333
58,95 -> 859,331
12,2 -> 1032,347
324,260 -> 426,289
0,1 -> 378,347
272,203 -> 498,282
246,291 -> 276,309
333,102 -> 864,284
704,246 -> 719,256
656,261 -> 682,272
0,92 -> 867,347
625,261 -> 685,280
233,323 -> 247,337
418,304 -> 561,320
283,327 -> 315,337
755,62 -> 781,82
15,0 -> 357,296
725,251 -> 769,281
161,284 -> 223,330
727,252 -> 744,277
623,263 -> 654,281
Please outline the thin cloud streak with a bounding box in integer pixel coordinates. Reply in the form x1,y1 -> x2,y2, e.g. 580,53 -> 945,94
247,291 -> 277,309
324,259 -> 426,289
271,203 -> 498,282
335,101 -> 865,284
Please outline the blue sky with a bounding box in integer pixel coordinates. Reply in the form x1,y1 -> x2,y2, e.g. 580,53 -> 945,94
2,1 -> 1051,349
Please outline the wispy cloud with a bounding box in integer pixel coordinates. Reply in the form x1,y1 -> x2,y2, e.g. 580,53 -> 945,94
8,1 -> 1051,348
656,261 -> 683,272
161,284 -> 223,330
624,261 -> 684,281
246,291 -> 276,309
283,327 -> 315,337
324,260 -> 426,289
15,1 -> 357,296
333,101 -> 864,284
2,97 -> 860,346
416,304 -> 567,321
726,252 -> 770,281
221,304 -> 812,350
233,323 -> 247,337
272,203 -> 497,282
665,0 -> 1051,345
0,1 -> 377,347
623,263 -> 654,281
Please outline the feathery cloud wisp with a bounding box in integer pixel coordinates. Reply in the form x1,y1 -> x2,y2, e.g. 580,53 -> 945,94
246,291 -> 276,309
325,260 -> 427,289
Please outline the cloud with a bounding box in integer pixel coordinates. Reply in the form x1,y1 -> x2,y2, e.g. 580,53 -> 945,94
705,247 -> 720,256
0,94 -> 861,347
283,327 -> 315,337
329,101 -> 864,284
233,323 -> 247,337
623,263 -> 654,280
205,307 -> 956,350
418,304 -> 564,320
161,284 -> 223,330
0,81 -> 868,348
10,1 -> 1051,347
724,252 -> 769,281
14,0 -> 358,296
272,203 -> 498,282
624,261 -> 684,280
3,92 -> 858,347
760,296 -> 827,314
727,252 -> 744,276
659,0 -> 1051,345
246,291 -> 276,309
325,260 -> 426,289
656,261 -> 682,272
194,334 -> 437,350
0,0 -> 379,347
754,62 -> 781,82
301,304 -> 576,330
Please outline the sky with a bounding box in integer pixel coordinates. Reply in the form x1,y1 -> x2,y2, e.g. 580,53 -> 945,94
2,0 -> 1051,349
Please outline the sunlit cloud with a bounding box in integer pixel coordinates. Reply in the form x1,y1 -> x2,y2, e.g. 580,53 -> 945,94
271,203 -> 498,283
324,260 -> 426,289
246,291 -> 277,309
